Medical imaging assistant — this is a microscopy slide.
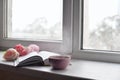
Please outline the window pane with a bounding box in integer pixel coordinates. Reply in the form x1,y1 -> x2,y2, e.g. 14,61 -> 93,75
83,0 -> 120,51
7,0 -> 63,40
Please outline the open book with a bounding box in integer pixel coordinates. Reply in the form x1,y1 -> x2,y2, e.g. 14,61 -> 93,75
14,51 -> 60,67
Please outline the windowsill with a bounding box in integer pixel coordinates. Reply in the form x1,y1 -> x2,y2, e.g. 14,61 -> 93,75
0,51 -> 120,80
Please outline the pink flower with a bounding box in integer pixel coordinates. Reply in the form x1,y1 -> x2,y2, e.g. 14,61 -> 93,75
3,48 -> 19,61
14,44 -> 28,56
27,44 -> 40,53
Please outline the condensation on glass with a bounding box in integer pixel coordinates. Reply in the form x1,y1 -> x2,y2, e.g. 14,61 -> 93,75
83,0 -> 120,51
7,0 -> 63,40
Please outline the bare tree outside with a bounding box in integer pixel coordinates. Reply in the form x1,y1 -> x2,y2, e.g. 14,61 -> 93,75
89,15 -> 120,51
7,0 -> 63,40
83,0 -> 120,51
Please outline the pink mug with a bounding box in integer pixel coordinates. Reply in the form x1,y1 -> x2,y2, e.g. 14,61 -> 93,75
49,55 -> 71,70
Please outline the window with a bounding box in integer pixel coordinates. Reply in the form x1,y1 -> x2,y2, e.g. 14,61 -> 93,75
1,0 -> 120,62
73,0 -> 120,62
83,0 -> 120,51
7,0 -> 63,40
0,0 -> 73,53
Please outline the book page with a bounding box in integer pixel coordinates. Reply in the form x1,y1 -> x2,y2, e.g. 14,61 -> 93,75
38,51 -> 60,60
14,52 -> 39,66
18,52 -> 39,62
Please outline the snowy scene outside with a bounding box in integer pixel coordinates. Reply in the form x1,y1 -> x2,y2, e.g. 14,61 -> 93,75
7,0 -> 63,40
83,0 -> 120,51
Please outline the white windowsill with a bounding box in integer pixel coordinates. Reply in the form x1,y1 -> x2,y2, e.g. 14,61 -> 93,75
0,51 -> 120,80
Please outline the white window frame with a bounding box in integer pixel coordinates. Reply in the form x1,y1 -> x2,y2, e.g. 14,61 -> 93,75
0,0 -> 73,54
72,0 -> 120,63
1,0 -> 120,63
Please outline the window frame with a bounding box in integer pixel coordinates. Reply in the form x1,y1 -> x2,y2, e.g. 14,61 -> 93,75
72,0 -> 120,63
0,0 -> 73,54
1,0 -> 120,63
